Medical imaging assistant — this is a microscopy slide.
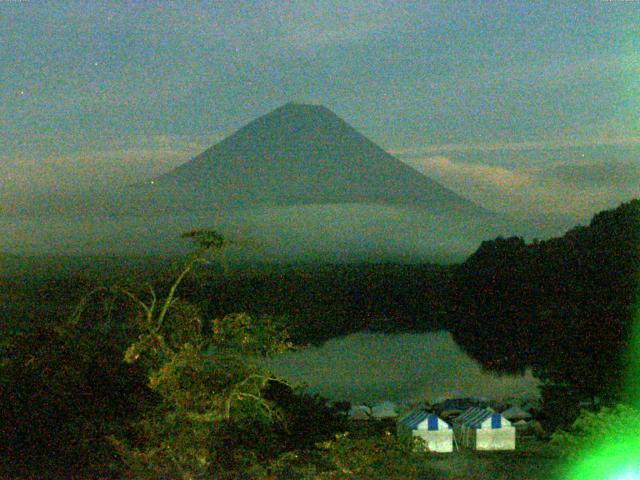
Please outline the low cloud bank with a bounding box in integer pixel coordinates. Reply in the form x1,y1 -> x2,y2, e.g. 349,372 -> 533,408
0,204 -> 504,262
405,154 -> 640,221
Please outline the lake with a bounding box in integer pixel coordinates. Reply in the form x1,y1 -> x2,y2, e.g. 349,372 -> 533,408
266,331 -> 540,404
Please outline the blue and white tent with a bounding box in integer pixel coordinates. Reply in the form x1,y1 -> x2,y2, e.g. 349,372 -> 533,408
453,407 -> 515,450
397,410 -> 454,452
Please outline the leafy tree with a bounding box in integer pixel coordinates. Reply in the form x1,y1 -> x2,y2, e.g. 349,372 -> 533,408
449,199 -> 640,428
1,229 -> 354,478
110,230 -> 294,479
550,404 -> 640,458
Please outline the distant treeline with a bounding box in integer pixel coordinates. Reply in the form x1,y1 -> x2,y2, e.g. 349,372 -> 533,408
0,258 -> 454,353
177,262 -> 455,344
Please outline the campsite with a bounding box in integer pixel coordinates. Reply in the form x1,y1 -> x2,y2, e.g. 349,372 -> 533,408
341,397 -> 557,479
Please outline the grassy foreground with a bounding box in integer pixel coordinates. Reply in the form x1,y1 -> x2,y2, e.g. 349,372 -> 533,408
404,439 -> 559,480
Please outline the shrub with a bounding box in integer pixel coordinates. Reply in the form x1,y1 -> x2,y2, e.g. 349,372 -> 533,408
550,403 -> 640,458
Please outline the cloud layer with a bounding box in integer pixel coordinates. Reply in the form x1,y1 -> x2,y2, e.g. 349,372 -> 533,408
404,151 -> 640,220
1,134 -> 214,194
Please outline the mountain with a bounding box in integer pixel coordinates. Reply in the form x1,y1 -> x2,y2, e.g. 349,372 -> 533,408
1,103 -> 511,260
127,103 -> 483,214
3,103 -> 483,218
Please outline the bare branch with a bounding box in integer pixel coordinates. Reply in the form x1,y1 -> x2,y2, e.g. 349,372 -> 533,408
235,392 -> 278,419
146,283 -> 157,315
68,286 -> 108,327
117,287 -> 153,322
156,258 -> 197,329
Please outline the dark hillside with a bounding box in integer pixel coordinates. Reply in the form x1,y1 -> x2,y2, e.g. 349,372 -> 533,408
449,198 -> 640,407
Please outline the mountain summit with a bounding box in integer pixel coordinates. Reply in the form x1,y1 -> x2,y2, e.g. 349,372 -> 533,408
137,103 -> 481,213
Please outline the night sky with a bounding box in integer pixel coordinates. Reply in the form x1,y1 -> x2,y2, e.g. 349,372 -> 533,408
1,1 -> 638,219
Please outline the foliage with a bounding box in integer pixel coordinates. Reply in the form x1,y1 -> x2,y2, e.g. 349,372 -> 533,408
262,382 -> 350,452
449,198 -> 640,419
312,431 -> 430,480
181,229 -> 230,251
111,230 -> 297,479
549,404 -> 640,458
266,431 -> 435,480
0,230 -> 358,478
0,286 -> 152,478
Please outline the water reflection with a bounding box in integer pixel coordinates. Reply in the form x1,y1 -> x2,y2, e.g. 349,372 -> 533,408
267,331 -> 540,404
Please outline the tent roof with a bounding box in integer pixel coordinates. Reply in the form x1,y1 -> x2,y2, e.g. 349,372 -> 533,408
371,400 -> 398,418
349,405 -> 371,418
373,400 -> 397,407
454,407 -> 510,429
437,398 -> 484,412
501,406 -> 532,421
399,410 -> 452,430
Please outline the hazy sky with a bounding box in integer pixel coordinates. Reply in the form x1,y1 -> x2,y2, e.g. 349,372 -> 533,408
2,1 -> 638,217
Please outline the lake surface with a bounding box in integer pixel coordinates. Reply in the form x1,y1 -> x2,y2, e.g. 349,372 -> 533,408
266,331 -> 540,404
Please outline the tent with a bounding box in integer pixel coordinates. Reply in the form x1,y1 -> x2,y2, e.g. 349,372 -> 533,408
501,405 -> 532,422
453,407 -> 515,450
348,405 -> 371,421
371,400 -> 398,419
514,419 -> 545,438
397,410 -> 454,453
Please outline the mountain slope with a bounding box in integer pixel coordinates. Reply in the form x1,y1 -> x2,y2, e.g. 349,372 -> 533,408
131,103 -> 482,214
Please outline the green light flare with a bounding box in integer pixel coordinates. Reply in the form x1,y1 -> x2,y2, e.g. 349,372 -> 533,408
560,311 -> 640,479
560,206 -> 640,479
562,432 -> 640,480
